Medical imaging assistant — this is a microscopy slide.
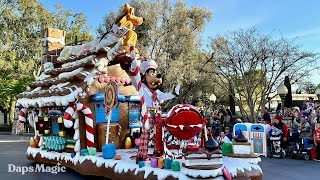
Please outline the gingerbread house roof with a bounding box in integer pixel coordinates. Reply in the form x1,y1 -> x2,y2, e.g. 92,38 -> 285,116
16,32 -> 135,108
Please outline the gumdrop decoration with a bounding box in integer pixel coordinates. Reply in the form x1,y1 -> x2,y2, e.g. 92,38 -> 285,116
234,129 -> 248,142
205,134 -> 219,151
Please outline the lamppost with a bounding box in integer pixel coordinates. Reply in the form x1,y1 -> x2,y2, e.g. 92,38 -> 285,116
315,88 -> 320,100
267,97 -> 271,111
277,84 -> 288,115
209,94 -> 217,113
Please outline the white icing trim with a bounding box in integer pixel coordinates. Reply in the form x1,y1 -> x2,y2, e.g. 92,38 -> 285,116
26,147 -> 262,179
185,158 -> 222,166
58,68 -> 84,80
17,87 -> 82,107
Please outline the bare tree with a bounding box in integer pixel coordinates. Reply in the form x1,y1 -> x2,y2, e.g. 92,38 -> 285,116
210,28 -> 319,122
298,81 -> 317,94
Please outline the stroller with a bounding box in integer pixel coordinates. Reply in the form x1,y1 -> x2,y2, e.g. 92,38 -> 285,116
269,126 -> 286,158
291,130 -> 314,160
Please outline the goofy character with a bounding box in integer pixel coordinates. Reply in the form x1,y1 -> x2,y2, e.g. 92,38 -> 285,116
129,56 -> 180,164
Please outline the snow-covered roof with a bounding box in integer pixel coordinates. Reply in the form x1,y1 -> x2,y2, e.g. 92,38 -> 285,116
16,33 -> 134,108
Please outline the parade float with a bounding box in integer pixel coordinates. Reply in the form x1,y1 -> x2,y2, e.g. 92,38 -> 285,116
17,4 -> 263,180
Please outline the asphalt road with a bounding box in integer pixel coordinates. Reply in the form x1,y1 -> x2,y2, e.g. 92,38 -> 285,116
0,135 -> 319,180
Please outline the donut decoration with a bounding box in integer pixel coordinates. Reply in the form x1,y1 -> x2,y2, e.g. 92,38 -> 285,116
165,104 -> 206,140
105,82 -> 118,110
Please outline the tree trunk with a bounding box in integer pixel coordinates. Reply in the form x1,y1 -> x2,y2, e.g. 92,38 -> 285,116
229,84 -> 235,115
10,99 -> 16,123
250,106 -> 256,123
0,106 -> 9,124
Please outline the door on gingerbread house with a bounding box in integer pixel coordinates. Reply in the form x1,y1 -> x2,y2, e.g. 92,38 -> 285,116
92,92 -> 120,123
92,93 -> 122,150
48,110 -> 65,137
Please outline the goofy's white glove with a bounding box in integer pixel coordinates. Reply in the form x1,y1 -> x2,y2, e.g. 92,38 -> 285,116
172,84 -> 180,96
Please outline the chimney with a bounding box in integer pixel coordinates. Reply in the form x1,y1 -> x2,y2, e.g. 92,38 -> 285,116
40,27 -> 66,64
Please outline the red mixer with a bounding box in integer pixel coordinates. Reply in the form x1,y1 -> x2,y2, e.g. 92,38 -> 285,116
163,104 -> 208,158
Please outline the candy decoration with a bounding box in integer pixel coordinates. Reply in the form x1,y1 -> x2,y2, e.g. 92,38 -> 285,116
138,161 -> 145,168
98,76 -> 105,83
125,78 -> 131,85
223,166 -> 232,180
110,76 -> 116,82
151,158 -> 158,168
102,143 -> 116,159
105,83 -> 118,109
164,158 -> 173,169
63,103 -> 95,148
158,157 -> 164,169
205,134 -> 219,151
19,108 -> 27,123
128,44 -> 148,125
114,154 -> 122,160
81,149 -> 88,156
125,137 -> 132,149
88,147 -> 97,155
171,161 -> 180,171
29,137 -> 36,148
222,142 -> 233,155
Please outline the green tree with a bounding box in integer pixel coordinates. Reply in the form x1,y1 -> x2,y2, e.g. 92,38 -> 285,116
98,0 -> 214,110
47,4 -> 93,45
0,0 -> 93,123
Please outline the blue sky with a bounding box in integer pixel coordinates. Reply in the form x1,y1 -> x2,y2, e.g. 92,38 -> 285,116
39,0 -> 320,84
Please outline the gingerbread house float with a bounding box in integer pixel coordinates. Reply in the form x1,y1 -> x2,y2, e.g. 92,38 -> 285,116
17,19 -> 262,180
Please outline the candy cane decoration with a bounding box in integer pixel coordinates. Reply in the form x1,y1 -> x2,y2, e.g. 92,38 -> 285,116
19,108 -> 27,123
128,44 -> 148,124
63,103 -> 95,148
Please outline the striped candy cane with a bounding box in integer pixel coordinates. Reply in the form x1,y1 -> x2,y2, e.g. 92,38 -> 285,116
63,103 -> 95,148
128,44 -> 148,125
19,108 -> 27,123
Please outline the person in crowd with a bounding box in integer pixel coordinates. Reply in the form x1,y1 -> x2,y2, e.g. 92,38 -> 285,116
287,106 -> 301,131
261,107 -> 271,123
312,108 -> 320,132
225,127 -> 233,141
217,132 -> 230,145
213,109 -> 221,122
219,105 -> 228,128
226,109 -> 233,124
313,122 -> 320,161
314,100 -> 320,111
286,106 -> 301,142
207,115 -> 214,127
297,116 -> 312,149
211,111 -> 221,138
265,115 -> 289,148
305,97 -> 315,113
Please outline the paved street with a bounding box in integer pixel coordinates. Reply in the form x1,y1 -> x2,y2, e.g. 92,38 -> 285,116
0,135 -> 319,180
